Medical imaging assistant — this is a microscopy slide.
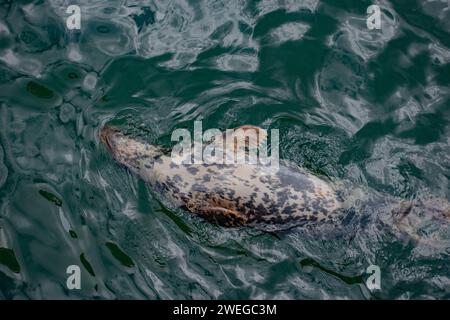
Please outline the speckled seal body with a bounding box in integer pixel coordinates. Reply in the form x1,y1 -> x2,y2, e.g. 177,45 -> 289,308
100,126 -> 343,231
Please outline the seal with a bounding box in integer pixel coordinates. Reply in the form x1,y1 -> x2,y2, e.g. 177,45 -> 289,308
99,125 -> 450,236
99,125 -> 344,231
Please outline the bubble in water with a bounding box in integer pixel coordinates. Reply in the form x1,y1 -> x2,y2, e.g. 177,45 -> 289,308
67,44 -> 83,62
83,72 -> 98,91
156,11 -> 165,21
59,103 -> 76,123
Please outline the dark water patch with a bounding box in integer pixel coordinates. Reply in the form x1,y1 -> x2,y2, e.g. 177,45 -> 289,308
80,253 -> 96,277
26,81 -> 54,99
156,203 -> 193,237
69,230 -> 78,239
0,248 -> 21,274
105,242 -> 135,268
38,190 -> 63,207
131,7 -> 155,32
300,258 -> 364,285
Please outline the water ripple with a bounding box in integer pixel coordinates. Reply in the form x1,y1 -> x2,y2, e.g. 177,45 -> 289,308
0,0 -> 449,299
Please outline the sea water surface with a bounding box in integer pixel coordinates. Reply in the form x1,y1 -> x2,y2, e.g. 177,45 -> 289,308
0,0 -> 450,299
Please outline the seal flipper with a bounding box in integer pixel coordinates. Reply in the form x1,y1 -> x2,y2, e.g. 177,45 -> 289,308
193,205 -> 248,228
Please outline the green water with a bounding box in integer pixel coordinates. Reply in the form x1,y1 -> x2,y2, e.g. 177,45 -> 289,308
0,0 -> 449,299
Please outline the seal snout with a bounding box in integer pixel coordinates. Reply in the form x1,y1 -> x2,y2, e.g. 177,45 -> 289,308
99,125 -> 118,152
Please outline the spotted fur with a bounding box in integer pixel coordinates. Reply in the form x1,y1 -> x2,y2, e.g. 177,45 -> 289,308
100,126 -> 344,231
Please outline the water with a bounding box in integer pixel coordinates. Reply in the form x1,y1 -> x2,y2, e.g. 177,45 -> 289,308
0,0 -> 449,299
